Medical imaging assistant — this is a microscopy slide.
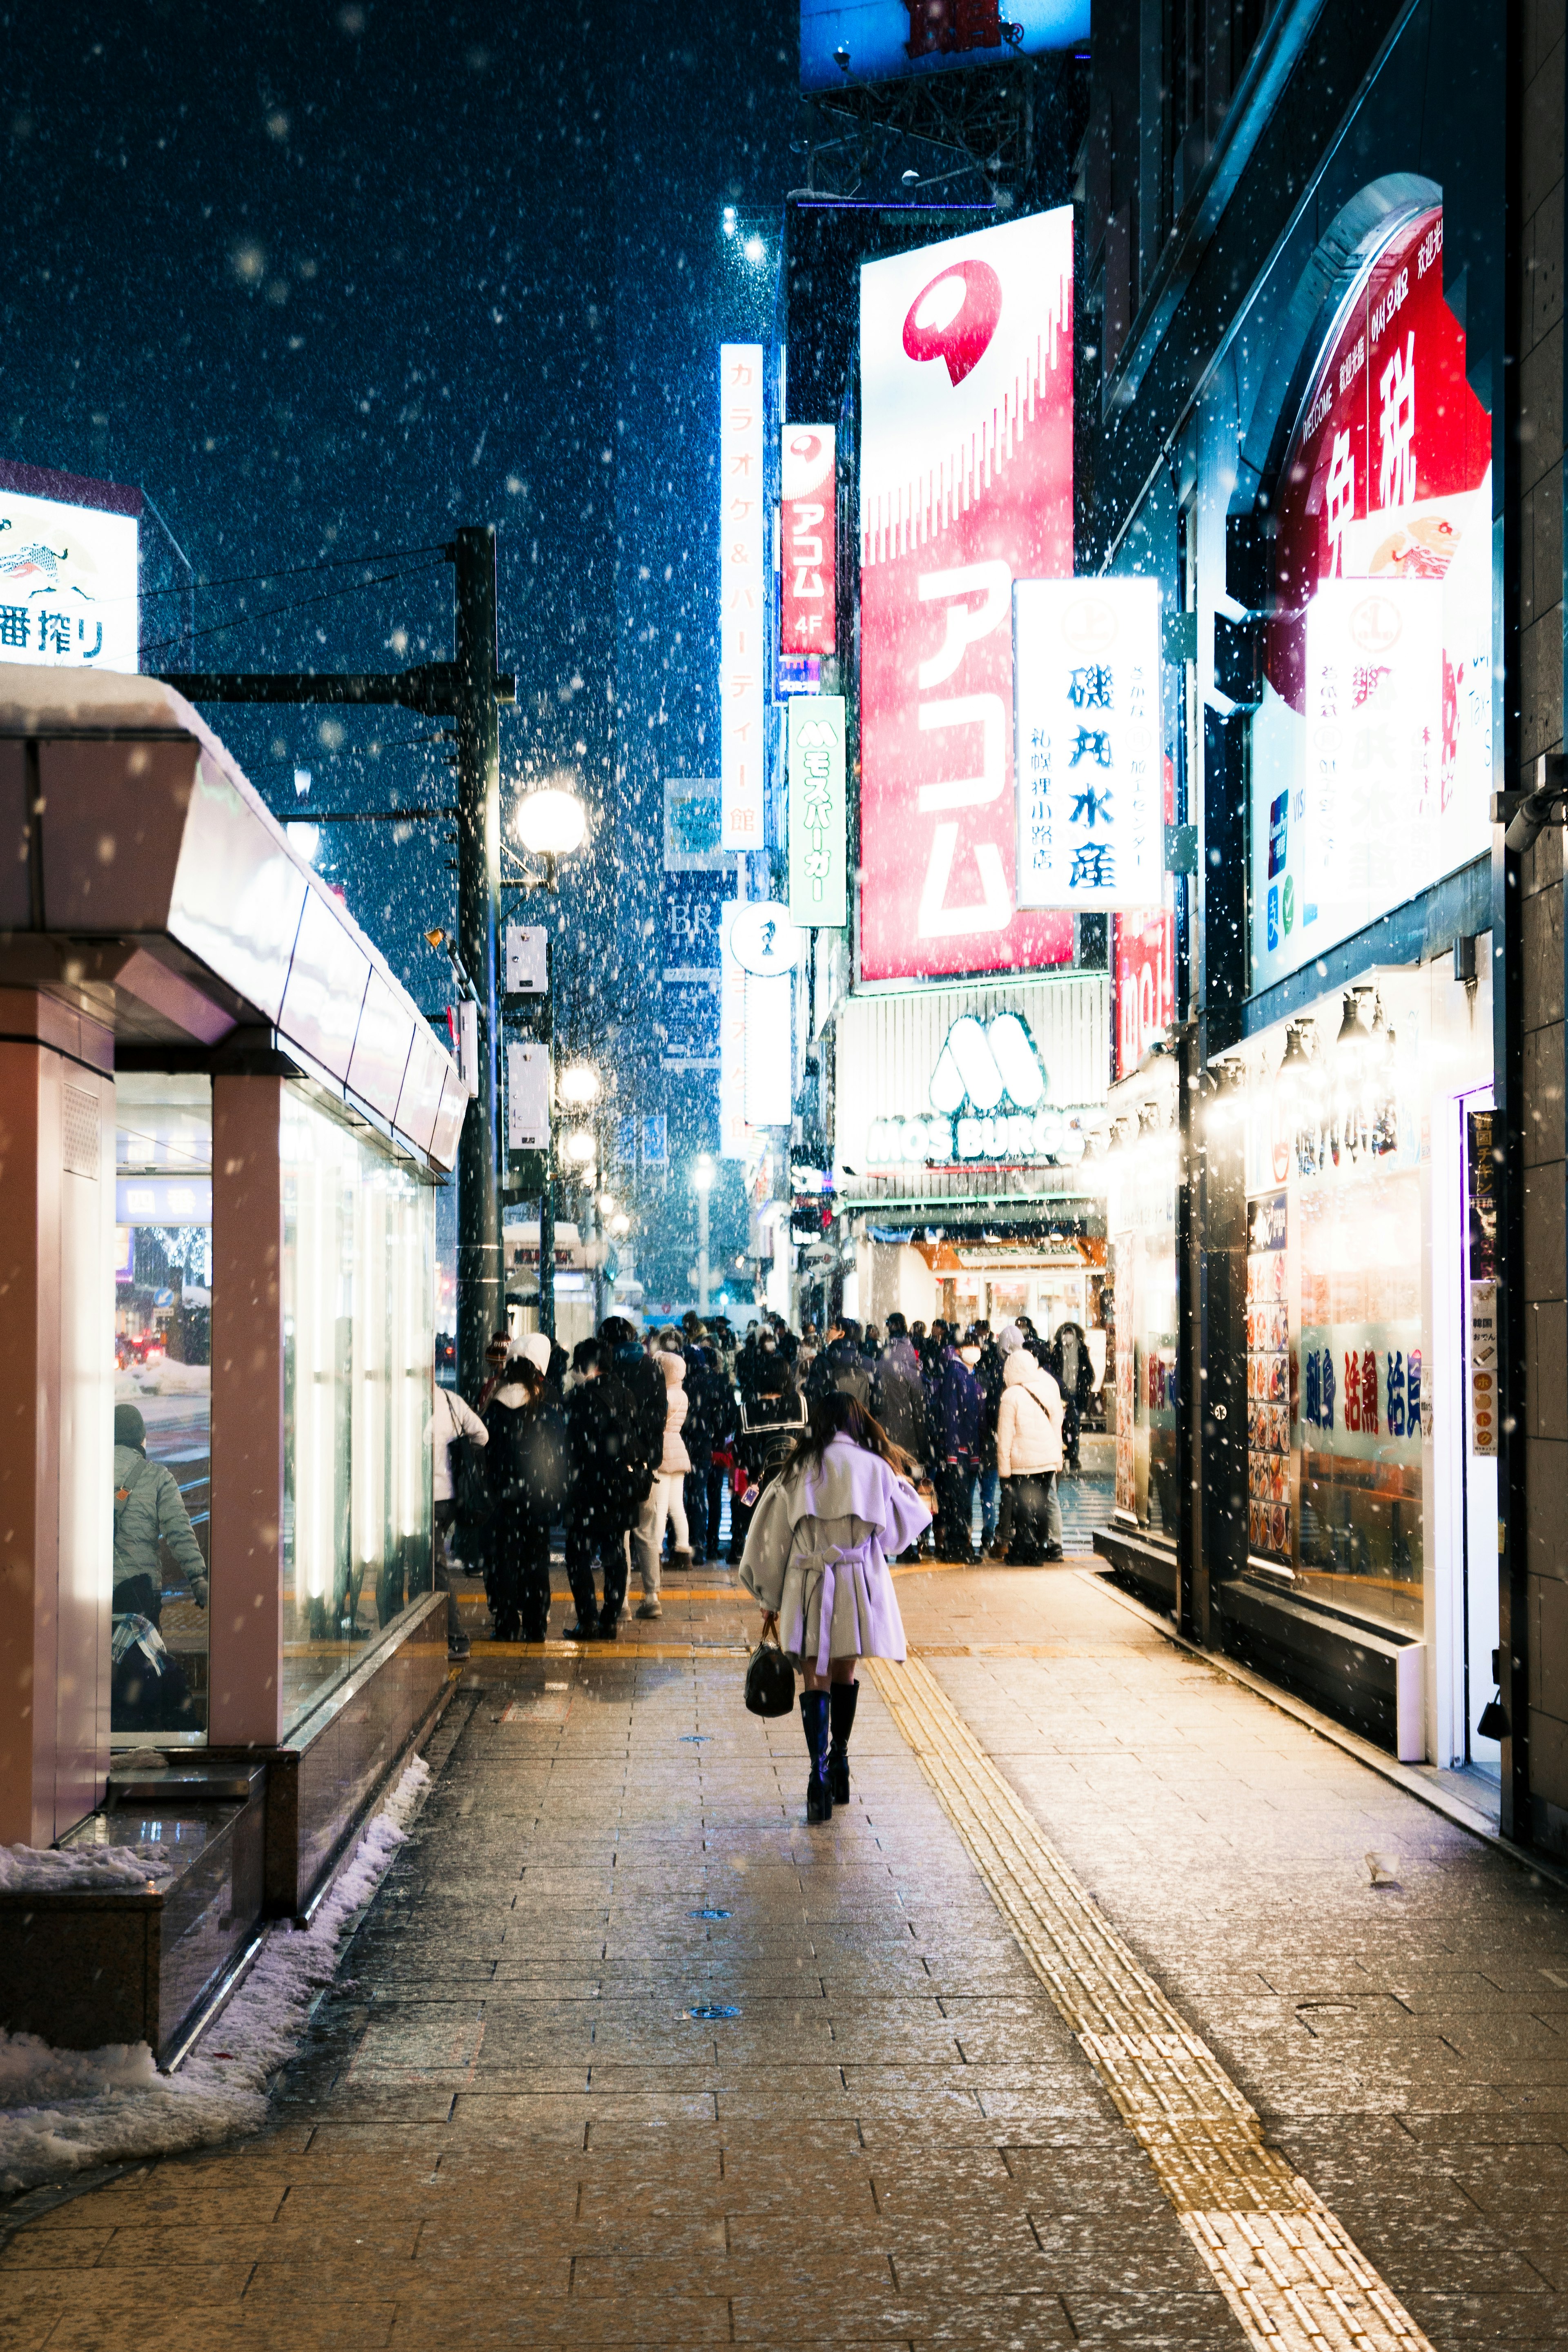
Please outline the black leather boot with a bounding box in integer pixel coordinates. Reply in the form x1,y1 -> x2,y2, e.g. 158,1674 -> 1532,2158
801,1690 -> 833,1822
828,1679 -> 858,1806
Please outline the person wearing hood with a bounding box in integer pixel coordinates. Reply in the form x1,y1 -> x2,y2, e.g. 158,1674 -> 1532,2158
112,1402 -> 206,1734
933,1332 -> 983,1562
113,1402 -> 208,1610
483,1333 -> 568,1641
590,1316 -> 670,1618
740,1391 -> 930,1823
563,1331 -> 650,1640
995,1341 -> 1066,1564
632,1330 -> 693,1606
1047,1319 -> 1097,1472
869,1324 -> 929,1479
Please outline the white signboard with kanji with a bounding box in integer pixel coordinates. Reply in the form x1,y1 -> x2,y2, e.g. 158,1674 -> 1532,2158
1013,578 -> 1163,911
0,488 -> 138,671
719,344 -> 765,851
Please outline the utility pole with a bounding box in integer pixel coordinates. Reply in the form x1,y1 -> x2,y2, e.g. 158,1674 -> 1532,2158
452,527 -> 503,1395
158,525 -> 514,1403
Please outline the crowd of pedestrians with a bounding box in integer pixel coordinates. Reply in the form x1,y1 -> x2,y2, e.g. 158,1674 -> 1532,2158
425,1301 -> 1099,1655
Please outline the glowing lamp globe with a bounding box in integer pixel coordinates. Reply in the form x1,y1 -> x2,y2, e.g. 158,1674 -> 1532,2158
516,787 -> 586,858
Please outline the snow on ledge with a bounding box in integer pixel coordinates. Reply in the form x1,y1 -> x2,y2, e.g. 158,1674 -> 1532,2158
0,1753 -> 431,2198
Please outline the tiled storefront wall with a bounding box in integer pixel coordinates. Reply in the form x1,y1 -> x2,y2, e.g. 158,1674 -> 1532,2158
1519,0 -> 1568,1842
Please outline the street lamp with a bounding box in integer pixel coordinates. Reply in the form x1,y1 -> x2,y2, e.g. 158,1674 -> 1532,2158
559,1062 -> 601,1107
512,779 -> 587,894
565,1128 -> 596,1165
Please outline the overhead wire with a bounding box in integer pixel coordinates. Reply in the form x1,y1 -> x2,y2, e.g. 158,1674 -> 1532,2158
136,538 -> 452,599
140,558 -> 447,658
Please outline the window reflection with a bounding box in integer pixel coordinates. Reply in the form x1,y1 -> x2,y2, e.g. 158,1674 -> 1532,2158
282,1088 -> 434,1735
112,1075 -> 212,1744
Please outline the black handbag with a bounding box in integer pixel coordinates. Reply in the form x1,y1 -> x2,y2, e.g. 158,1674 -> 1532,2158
744,1630 -> 796,1718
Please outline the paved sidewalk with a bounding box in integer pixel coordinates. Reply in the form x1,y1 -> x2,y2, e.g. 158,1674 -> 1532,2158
3,1564 -> 1567,2350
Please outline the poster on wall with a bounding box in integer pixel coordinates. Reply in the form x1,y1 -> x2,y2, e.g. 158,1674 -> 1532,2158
1468,1106 -> 1498,1457
858,208 -> 1076,982
1246,1191 -> 1293,1566
780,426 -> 836,657
1297,1167 -> 1425,1622
719,344 -> 765,851
1251,202 -> 1493,992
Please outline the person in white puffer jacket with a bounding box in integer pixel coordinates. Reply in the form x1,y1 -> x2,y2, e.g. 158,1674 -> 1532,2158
632,1332 -> 694,1605
995,1345 -> 1066,1564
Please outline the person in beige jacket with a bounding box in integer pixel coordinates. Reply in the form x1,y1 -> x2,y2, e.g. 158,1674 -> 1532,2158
632,1332 -> 694,1608
995,1345 -> 1066,1564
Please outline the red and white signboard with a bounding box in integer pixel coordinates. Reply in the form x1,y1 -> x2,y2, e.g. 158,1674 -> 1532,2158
1114,910 -> 1175,1080
781,426 -> 835,656
858,208 -> 1075,983
720,344 -> 765,851
1254,203 -> 1493,990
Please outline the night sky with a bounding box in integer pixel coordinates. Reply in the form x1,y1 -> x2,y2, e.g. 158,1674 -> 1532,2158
2,1 -> 795,1301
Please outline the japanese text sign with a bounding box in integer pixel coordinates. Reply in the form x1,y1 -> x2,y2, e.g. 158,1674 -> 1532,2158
780,426 -> 835,657
1013,577 -> 1163,911
787,695 -> 847,929
1114,908 -> 1175,1078
719,345 -> 765,851
858,209 -> 1076,981
0,486 -> 138,672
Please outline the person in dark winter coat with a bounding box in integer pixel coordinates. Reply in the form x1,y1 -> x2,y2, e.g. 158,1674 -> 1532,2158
1047,1321 -> 1097,1471
806,1319 -> 872,1410
683,1340 -> 733,1562
561,1322 -> 662,1637
933,1337 -> 982,1561
484,1352 -> 569,1641
869,1335 -> 930,1470
111,1402 -> 205,1734
972,1325 -> 1006,1556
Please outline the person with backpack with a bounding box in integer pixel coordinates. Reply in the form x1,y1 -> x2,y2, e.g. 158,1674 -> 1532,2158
425,1379 -> 488,1659
995,1340 -> 1067,1564
728,1351 -> 808,1562
111,1402 -> 206,1734
483,1337 -> 569,1642
739,1391 -> 930,1824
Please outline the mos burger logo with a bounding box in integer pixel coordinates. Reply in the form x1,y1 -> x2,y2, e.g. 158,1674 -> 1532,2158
929,1012 -> 1045,1115
902,259 -> 1002,387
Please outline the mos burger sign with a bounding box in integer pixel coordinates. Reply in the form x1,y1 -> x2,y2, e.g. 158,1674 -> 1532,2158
864,1013 -> 1087,1169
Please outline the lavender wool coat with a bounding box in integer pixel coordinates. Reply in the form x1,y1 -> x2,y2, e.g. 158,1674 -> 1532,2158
737,1436 -> 930,1670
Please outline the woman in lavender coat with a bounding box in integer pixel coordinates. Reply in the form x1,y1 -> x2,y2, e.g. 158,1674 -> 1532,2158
739,1391 -> 931,1824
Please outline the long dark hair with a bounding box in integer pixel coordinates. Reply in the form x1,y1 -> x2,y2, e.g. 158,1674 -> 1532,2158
782,1389 -> 911,1481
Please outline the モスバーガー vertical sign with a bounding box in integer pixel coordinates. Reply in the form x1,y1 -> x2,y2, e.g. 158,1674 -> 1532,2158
780,426 -> 835,657
719,345 -> 765,851
787,695 -> 847,929
858,210 -> 1074,982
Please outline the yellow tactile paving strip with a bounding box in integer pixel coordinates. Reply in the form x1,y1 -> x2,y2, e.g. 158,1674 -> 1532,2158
866,1652 -> 1435,2352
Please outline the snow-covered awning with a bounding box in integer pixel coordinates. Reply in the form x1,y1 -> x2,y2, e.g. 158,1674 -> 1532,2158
0,665 -> 466,1172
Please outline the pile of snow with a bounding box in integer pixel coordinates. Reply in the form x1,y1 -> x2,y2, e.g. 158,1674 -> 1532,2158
0,1845 -> 176,1893
0,1754 -> 430,2197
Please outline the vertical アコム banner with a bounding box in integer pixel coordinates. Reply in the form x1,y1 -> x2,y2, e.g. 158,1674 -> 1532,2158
858,209 -> 1075,982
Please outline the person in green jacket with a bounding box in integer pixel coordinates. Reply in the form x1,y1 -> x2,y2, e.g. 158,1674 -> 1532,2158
113,1402 -> 208,1612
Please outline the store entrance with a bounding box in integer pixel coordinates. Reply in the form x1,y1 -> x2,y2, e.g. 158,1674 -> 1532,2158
1457,1089 -> 1500,1773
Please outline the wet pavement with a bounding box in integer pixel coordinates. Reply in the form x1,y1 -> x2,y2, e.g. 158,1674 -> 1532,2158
4,1557 -> 1568,2350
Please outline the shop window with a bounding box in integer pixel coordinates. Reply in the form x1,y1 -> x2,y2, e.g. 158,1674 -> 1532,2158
1250,201 -> 1492,993
281,1087 -> 434,1736
1108,1089 -> 1180,1539
113,1075 -> 213,1744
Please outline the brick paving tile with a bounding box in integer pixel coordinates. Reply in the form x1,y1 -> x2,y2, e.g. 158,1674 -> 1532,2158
11,1559 -> 1568,2352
